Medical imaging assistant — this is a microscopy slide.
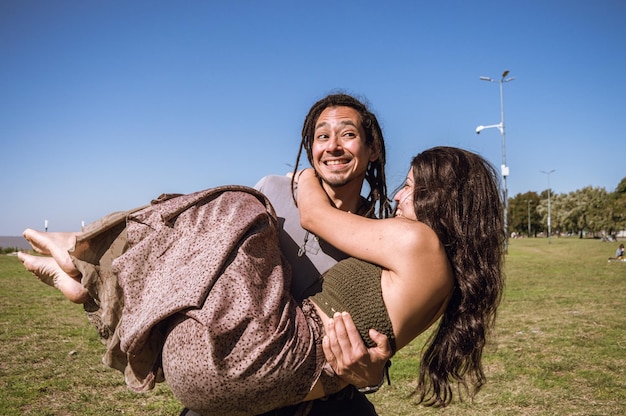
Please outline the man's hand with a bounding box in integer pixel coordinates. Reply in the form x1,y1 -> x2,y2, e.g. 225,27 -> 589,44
323,312 -> 392,389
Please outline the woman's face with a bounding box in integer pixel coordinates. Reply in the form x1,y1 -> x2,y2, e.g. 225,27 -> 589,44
394,168 -> 417,220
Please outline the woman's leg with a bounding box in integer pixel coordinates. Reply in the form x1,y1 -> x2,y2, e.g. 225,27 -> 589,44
22,228 -> 81,277
17,252 -> 90,303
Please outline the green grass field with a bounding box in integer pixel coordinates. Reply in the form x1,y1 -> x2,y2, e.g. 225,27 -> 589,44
1,238 -> 624,415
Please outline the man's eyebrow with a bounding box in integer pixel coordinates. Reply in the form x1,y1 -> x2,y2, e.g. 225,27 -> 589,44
340,120 -> 358,128
315,120 -> 359,129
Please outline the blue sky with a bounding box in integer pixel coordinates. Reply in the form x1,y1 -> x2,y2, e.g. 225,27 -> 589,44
1,0 -> 625,235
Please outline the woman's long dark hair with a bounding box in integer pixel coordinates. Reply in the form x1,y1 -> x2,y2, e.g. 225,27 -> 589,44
292,93 -> 393,219
409,146 -> 505,406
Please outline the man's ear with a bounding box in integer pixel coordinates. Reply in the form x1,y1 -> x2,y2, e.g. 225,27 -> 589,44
368,144 -> 381,163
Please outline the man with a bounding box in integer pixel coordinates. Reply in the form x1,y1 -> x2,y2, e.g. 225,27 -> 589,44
180,94 -> 394,416
258,94 -> 394,415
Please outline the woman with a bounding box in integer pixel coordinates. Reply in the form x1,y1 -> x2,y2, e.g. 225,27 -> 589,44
18,146 -> 504,414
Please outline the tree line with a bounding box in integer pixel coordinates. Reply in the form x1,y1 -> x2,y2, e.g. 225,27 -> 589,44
0,247 -> 21,254
508,176 -> 626,238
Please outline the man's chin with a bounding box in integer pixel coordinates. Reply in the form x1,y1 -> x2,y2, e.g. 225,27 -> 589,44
316,165 -> 367,188
319,173 -> 352,188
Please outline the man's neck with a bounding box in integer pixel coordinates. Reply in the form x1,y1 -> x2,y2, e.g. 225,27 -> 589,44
322,180 -> 364,213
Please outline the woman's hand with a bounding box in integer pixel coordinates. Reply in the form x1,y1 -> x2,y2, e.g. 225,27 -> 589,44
295,168 -> 321,196
296,168 -> 331,231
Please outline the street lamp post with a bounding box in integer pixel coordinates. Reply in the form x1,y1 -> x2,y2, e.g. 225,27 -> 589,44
476,70 -> 515,253
526,199 -> 531,237
541,170 -> 555,243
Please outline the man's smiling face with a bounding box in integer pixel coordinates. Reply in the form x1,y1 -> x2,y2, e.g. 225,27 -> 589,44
311,106 -> 378,189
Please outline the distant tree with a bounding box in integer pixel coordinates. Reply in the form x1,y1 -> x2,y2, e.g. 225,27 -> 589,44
509,192 -> 541,237
549,187 -> 609,237
616,176 -> 626,194
536,189 -> 554,236
504,176 -> 625,239
608,176 -> 626,233
582,186 -> 610,236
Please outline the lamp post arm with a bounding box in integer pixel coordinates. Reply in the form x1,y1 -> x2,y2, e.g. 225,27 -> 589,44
475,123 -> 503,134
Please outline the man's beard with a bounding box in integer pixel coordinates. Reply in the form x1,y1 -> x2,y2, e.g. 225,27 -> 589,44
320,173 -> 355,188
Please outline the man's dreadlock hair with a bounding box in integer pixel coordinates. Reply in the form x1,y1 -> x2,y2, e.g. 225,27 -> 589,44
292,93 -> 392,219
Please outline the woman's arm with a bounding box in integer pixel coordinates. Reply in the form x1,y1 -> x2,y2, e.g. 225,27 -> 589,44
297,169 -> 423,271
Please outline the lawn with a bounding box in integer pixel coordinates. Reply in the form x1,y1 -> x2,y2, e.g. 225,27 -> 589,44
1,238 -> 624,415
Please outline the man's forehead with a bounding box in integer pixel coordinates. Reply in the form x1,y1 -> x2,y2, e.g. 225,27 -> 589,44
315,106 -> 362,129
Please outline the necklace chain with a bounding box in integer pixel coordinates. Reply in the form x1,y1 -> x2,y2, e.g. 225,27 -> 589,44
297,230 -> 319,257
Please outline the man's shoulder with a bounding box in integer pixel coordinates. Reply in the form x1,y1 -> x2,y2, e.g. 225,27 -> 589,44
254,175 -> 296,211
254,174 -> 291,191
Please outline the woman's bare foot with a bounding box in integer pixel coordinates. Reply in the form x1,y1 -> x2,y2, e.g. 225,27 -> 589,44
22,228 -> 81,278
17,252 -> 89,304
